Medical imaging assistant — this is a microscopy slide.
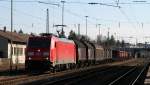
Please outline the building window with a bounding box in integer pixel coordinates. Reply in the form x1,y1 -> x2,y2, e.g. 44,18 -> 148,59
13,47 -> 23,56
20,48 -> 23,56
18,48 -> 23,56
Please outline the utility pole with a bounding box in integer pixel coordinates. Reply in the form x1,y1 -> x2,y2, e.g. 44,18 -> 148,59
85,16 -> 88,40
118,22 -> 120,28
107,27 -> 110,40
38,1 -> 59,34
141,22 -> 143,28
10,0 -> 13,72
98,24 -> 101,36
136,38 -> 138,46
78,24 -> 80,35
46,8 -> 49,33
107,27 -> 110,47
61,0 -> 65,35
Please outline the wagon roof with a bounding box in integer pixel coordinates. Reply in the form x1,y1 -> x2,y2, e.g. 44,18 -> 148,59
93,44 -> 103,49
73,40 -> 86,48
82,41 -> 93,48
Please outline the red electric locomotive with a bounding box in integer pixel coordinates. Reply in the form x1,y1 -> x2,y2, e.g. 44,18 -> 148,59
25,34 -> 76,72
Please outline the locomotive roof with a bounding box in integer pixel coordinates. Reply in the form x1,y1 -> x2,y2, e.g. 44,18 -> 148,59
29,35 -> 74,43
29,36 -> 51,39
58,38 -> 75,44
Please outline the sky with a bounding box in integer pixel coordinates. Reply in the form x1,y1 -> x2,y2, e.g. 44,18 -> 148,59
0,0 -> 150,44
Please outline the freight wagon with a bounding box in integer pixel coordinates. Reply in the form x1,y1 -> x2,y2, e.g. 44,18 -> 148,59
81,41 -> 95,65
112,50 -> 129,60
73,40 -> 87,67
94,44 -> 104,63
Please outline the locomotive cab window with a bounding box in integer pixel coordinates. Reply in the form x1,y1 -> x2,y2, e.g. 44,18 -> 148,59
28,38 -> 51,48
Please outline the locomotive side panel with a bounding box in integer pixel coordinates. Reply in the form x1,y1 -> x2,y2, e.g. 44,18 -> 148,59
55,40 -> 76,65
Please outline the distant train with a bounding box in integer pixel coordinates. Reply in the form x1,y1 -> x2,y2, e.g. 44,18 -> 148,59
25,34 -> 129,72
112,50 -> 130,60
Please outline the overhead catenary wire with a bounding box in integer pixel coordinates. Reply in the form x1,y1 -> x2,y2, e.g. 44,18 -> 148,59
0,0 -> 148,24
40,2 -> 96,26
1,0 -> 150,4
0,4 -> 46,33
117,7 -> 142,43
118,8 -> 137,30
0,4 -> 45,21
0,0 -> 150,41
128,4 -> 145,40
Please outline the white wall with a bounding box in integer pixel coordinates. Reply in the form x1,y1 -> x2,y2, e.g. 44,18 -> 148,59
8,43 -> 26,64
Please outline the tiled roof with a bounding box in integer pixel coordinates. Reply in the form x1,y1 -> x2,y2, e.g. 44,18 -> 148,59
0,30 -> 30,43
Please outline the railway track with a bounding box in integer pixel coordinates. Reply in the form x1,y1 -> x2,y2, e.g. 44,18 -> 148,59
0,71 -> 58,85
0,66 -> 130,84
0,58 -> 146,85
0,66 -> 113,85
40,66 -> 134,85
108,63 -> 149,85
33,64 -> 148,85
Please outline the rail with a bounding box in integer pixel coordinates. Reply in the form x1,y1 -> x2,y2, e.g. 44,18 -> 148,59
108,67 -> 137,85
131,63 -> 149,85
108,63 -> 149,85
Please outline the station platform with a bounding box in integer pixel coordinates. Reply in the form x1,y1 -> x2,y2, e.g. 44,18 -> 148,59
145,66 -> 150,85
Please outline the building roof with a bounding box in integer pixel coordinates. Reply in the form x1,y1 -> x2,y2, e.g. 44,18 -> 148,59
0,30 -> 30,43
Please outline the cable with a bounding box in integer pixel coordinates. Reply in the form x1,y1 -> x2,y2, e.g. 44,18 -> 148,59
0,0 -> 38,2
118,8 -> 137,29
118,8 -> 142,43
1,0 -> 150,4
0,4 -> 45,21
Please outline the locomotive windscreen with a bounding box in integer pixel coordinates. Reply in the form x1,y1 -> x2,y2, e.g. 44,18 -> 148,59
28,38 -> 50,48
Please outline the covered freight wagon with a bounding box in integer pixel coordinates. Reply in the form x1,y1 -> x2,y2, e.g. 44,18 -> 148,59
94,44 -> 104,62
103,48 -> 112,59
73,40 -> 87,67
81,41 -> 95,65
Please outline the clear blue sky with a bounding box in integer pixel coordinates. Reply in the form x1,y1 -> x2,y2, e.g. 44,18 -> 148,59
0,0 -> 150,43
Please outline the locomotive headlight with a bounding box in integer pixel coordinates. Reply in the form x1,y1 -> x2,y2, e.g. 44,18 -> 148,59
43,52 -> 49,56
45,57 -> 49,60
27,52 -> 34,56
28,57 -> 32,60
